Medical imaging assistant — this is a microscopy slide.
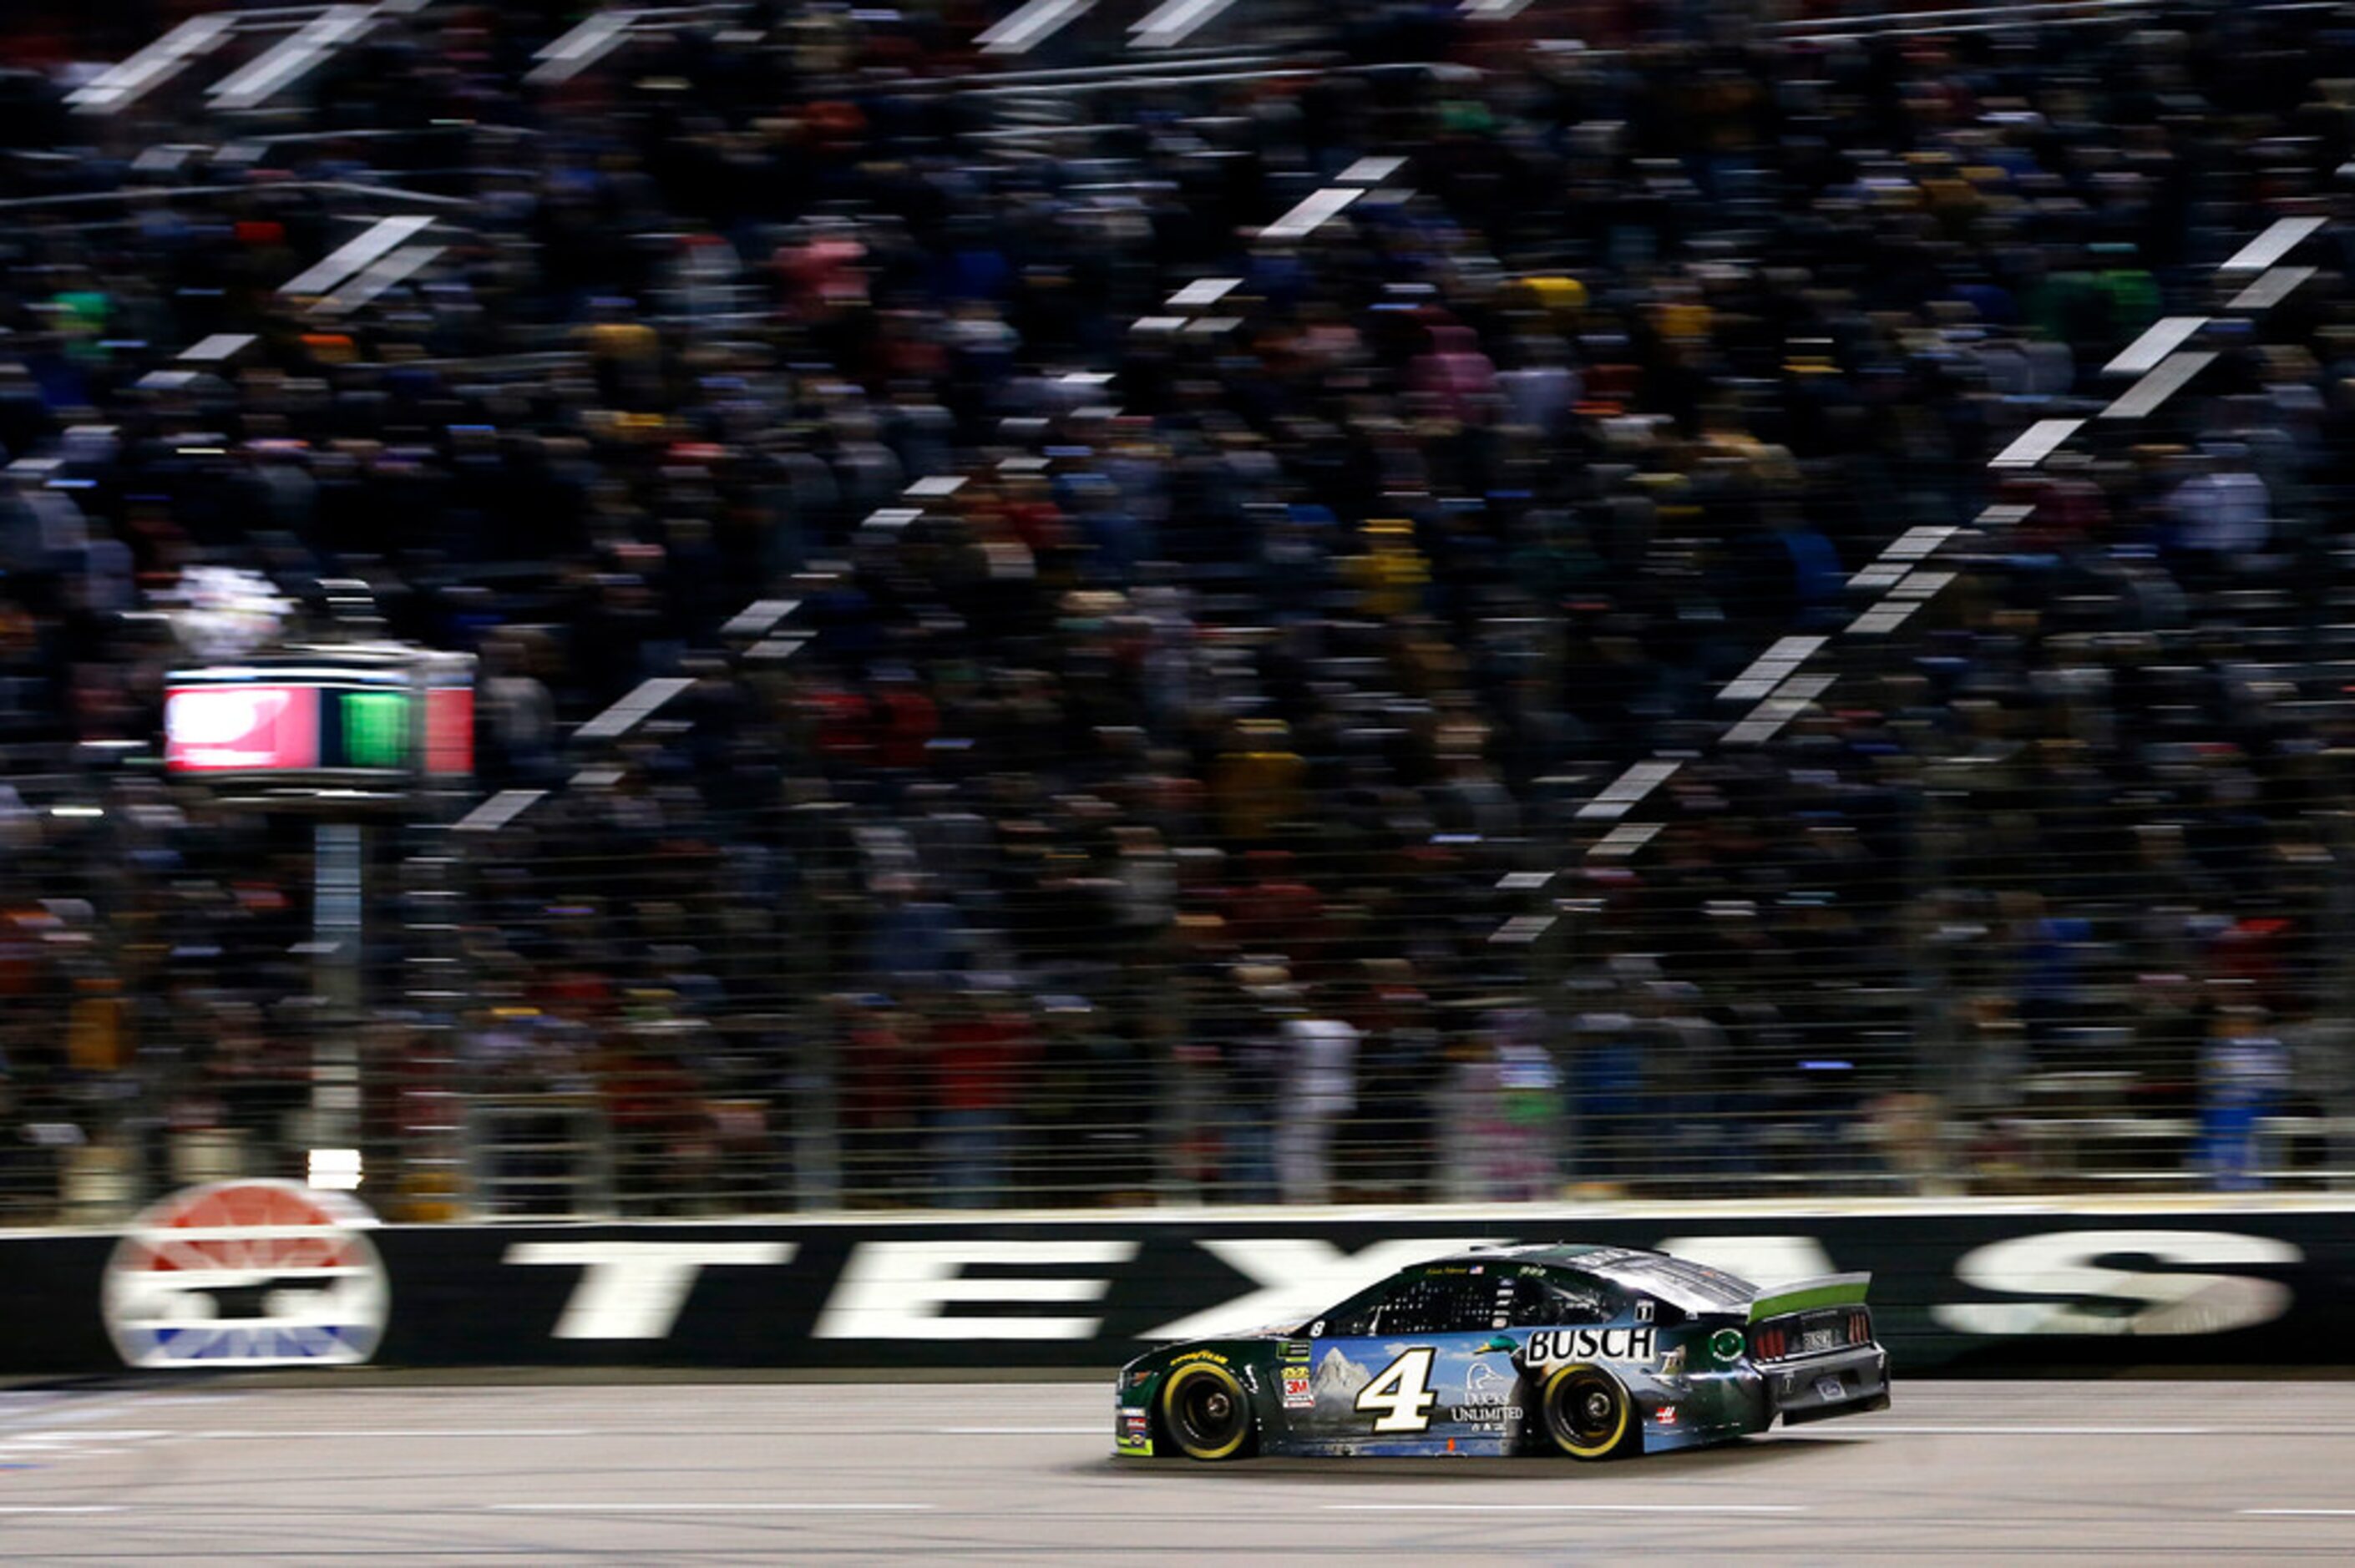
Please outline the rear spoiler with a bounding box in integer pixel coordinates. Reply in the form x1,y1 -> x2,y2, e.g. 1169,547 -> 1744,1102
1746,1272 -> 1872,1323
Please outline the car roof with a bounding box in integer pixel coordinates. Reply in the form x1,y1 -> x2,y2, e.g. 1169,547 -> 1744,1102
1418,1243 -> 1758,1310
1420,1243 -> 1644,1269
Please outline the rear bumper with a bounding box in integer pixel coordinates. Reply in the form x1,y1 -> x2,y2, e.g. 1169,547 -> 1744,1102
1764,1344 -> 1890,1426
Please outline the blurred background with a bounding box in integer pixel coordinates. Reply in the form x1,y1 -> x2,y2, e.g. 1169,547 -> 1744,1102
3,0 -> 2354,1224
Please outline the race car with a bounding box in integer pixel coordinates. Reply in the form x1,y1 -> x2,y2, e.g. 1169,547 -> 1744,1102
1114,1243 -> 1888,1460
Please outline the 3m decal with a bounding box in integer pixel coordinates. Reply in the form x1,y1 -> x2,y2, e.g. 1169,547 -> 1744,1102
1355,1348 -> 1440,1433
103,1180 -> 389,1369
1931,1229 -> 2301,1338
1282,1371 -> 1314,1409
1526,1327 -> 1656,1363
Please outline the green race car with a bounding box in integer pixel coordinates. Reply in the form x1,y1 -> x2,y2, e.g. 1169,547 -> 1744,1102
1115,1242 -> 1888,1460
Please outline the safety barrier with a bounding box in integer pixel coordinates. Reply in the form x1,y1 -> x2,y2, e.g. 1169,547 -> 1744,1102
5,1193 -> 2349,1378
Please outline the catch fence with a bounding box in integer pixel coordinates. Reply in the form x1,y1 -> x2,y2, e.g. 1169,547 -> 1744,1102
13,516 -> 2355,1225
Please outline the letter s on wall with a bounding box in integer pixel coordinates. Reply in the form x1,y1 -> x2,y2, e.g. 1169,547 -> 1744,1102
1932,1229 -> 2300,1338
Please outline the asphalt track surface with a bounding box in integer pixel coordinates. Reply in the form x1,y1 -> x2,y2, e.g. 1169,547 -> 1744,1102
2,1379 -> 2352,1561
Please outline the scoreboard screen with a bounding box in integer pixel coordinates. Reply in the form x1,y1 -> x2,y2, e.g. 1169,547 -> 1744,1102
164,645 -> 474,794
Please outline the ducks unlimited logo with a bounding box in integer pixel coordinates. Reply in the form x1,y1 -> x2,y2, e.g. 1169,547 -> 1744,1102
102,1181 -> 390,1368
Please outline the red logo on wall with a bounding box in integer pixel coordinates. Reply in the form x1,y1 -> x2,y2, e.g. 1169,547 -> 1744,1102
102,1180 -> 389,1368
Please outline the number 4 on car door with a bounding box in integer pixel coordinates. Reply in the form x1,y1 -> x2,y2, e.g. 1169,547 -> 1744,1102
1355,1348 -> 1438,1432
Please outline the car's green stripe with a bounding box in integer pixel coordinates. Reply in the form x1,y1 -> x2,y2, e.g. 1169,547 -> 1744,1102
1747,1275 -> 1871,1321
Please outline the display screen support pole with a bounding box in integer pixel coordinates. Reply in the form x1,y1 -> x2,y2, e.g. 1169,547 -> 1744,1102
313,820 -> 366,1153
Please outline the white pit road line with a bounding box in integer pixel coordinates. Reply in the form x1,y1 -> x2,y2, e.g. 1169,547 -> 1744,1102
939,1425 -> 1104,1434
194,1428 -> 589,1439
1327,1504 -> 1806,1515
1864,1425 -> 2212,1435
489,1503 -> 931,1513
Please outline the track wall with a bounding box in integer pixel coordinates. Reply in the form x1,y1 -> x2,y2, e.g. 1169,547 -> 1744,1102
8,1207 -> 2351,1376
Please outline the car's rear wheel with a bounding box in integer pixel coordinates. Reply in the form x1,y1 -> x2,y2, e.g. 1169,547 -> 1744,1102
1160,1363 -> 1253,1460
1540,1363 -> 1632,1459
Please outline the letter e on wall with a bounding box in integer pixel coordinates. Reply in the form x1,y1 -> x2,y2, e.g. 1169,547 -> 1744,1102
813,1241 -> 1139,1340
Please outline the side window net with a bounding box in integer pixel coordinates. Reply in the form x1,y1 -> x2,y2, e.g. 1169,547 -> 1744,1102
1507,1277 -> 1616,1327
1374,1275 -> 1493,1337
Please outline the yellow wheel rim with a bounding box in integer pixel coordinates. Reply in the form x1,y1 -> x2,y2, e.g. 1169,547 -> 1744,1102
1542,1363 -> 1628,1459
1161,1363 -> 1250,1460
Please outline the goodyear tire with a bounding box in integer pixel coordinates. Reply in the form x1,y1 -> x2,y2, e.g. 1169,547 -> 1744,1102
1540,1363 -> 1632,1460
1159,1363 -> 1253,1460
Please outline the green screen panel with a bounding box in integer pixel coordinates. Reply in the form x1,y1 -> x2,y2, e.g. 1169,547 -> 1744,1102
340,690 -> 413,769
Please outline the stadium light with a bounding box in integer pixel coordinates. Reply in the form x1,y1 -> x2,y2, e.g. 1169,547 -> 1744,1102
67,14 -> 238,115
977,0 -> 1097,55
308,1148 -> 363,1191
1131,0 -> 1243,50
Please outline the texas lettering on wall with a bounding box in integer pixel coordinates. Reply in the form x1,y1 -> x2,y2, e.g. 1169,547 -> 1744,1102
0,1213 -> 2327,1374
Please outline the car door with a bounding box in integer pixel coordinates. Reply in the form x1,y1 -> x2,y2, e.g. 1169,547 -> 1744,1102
1299,1266 -> 1519,1452
1503,1269 -> 1664,1376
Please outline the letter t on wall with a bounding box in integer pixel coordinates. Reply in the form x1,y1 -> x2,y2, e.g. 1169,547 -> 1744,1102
506,1241 -> 796,1338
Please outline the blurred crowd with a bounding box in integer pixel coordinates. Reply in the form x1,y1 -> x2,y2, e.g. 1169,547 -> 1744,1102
5,1 -> 2355,1217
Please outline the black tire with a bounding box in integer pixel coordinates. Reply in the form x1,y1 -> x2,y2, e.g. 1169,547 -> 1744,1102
1159,1363 -> 1253,1460
1539,1363 -> 1633,1460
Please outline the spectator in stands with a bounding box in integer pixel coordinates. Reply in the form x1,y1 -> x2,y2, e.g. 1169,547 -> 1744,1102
924,975 -> 1034,1208
1274,989 -> 1359,1205
2201,1004 -> 2291,1192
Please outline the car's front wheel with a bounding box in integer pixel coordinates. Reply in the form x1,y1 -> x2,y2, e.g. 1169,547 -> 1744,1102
1159,1363 -> 1253,1460
1539,1363 -> 1632,1459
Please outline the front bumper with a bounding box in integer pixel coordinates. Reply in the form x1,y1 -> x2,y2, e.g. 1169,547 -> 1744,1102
1765,1344 -> 1890,1426
1116,1403 -> 1155,1456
